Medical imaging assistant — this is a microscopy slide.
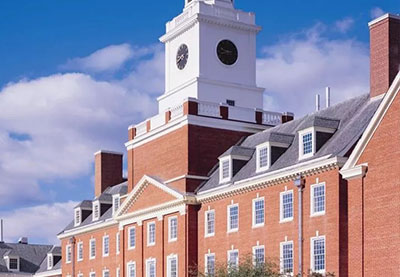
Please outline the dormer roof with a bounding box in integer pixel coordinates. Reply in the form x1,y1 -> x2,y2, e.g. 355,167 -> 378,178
263,132 -> 295,146
94,193 -> 112,203
302,115 -> 340,130
219,146 -> 255,160
74,200 -> 92,210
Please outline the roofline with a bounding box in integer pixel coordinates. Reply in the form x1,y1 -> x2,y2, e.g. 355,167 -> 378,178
369,13 -> 400,27
94,150 -> 124,156
34,268 -> 62,277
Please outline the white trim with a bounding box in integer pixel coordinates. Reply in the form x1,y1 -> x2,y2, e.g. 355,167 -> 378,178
252,197 -> 265,228
77,241 -> 83,262
89,238 -> 96,260
65,244 -> 72,264
280,240 -> 294,275
46,254 -> 53,270
165,174 -> 209,184
146,258 -> 157,277
227,249 -> 239,269
341,73 -> 400,172
127,261 -> 136,277
298,128 -> 315,160
310,235 -> 326,274
92,201 -> 100,221
113,194 -> 121,215
227,203 -> 239,233
94,150 -> 124,156
116,267 -> 120,277
204,253 -> 216,275
58,219 -> 117,239
204,210 -> 215,238
102,235 -> 110,257
167,254 -> 178,277
252,245 -> 265,265
256,142 -> 271,173
280,190 -> 294,223
128,226 -> 136,250
340,164 -> 368,180
116,232 -> 120,254
34,268 -> 62,277
147,221 -> 156,246
89,271 -> 96,277
168,216 -> 178,242
369,13 -> 400,27
74,208 -> 82,227
102,269 -> 110,277
219,156 -> 232,183
310,182 -> 326,217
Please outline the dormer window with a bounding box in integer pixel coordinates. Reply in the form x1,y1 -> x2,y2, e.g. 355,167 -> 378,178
256,143 -> 270,172
47,254 -> 53,270
219,157 -> 232,183
299,129 -> 314,159
74,208 -> 82,227
93,201 -> 100,221
113,195 -> 120,215
5,255 -> 20,272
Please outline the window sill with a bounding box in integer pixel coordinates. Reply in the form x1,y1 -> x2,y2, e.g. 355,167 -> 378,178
252,224 -> 265,229
89,257 -> 95,260
128,246 -> 136,251
310,211 -> 326,218
227,229 -> 239,234
168,238 -> 177,243
204,233 -> 215,238
147,243 -> 155,247
279,218 -> 293,224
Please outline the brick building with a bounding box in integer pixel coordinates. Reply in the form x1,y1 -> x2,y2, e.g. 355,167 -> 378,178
57,1 -> 400,276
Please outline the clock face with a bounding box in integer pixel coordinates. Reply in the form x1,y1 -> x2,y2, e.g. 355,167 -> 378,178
217,40 -> 238,66
176,44 -> 189,70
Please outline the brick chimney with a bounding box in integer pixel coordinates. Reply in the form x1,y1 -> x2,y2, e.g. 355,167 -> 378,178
94,150 -> 124,197
369,14 -> 400,98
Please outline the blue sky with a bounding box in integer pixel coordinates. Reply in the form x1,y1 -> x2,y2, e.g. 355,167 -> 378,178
0,0 -> 398,244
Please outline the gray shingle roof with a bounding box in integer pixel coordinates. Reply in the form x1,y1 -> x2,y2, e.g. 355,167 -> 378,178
35,247 -> 62,274
197,94 -> 381,193
74,200 -> 92,209
219,146 -> 255,159
263,132 -> 295,145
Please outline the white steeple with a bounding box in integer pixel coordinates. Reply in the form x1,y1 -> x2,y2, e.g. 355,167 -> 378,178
185,0 -> 234,9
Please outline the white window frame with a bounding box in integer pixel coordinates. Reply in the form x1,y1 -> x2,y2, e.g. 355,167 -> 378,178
280,190 -> 294,223
102,269 -> 109,277
256,142 -> 270,172
89,238 -> 96,260
219,156 -> 232,183
74,208 -> 82,227
77,241 -> 83,262
147,222 -> 156,246
205,253 -> 215,276
280,241 -> 294,275
113,194 -> 121,215
227,249 -> 239,269
89,272 -> 96,277
299,127 -> 336,160
6,256 -> 20,272
103,235 -> 110,257
66,244 -> 72,264
168,216 -> 178,242
252,197 -> 265,228
252,245 -> 265,265
116,268 -> 120,277
146,258 -> 156,277
47,254 -> 53,270
92,201 -> 100,221
310,235 -> 326,274
77,273 -> 83,277
204,210 -> 215,238
128,226 -> 136,250
167,254 -> 178,277
127,261 -> 136,277
116,232 -> 120,254
310,182 -> 326,217
227,203 -> 239,233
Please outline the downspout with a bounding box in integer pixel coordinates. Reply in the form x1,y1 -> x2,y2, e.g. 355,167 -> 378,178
69,237 -> 76,277
295,177 -> 305,277
122,228 -> 125,277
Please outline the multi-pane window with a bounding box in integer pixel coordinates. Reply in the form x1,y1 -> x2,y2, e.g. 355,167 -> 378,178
311,183 -> 326,216
90,272 -> 96,277
127,262 -> 136,277
116,233 -> 120,254
228,250 -> 239,269
312,236 -> 326,272
228,204 -> 239,232
253,246 -> 265,266
169,217 -> 178,242
75,209 -> 81,226
167,255 -> 178,277
9,258 -> 18,270
205,210 -> 215,237
129,227 -> 136,249
302,132 -> 313,155
113,195 -> 120,214
280,191 -> 294,222
146,259 -> 156,277
66,245 -> 72,263
253,198 -> 265,227
90,239 -> 96,259
103,235 -> 109,256
206,254 -> 215,276
147,222 -> 156,246
220,159 -> 231,182
258,146 -> 269,170
281,241 -> 293,274
47,254 -> 53,269
102,270 -> 109,277
77,242 -> 83,261
93,202 -> 100,220
116,268 -> 120,277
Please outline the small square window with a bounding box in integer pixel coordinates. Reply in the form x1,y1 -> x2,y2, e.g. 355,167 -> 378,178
280,190 -> 294,222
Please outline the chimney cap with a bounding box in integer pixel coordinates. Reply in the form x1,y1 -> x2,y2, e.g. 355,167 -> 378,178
94,150 -> 124,156
18,237 -> 28,244
369,13 -> 400,27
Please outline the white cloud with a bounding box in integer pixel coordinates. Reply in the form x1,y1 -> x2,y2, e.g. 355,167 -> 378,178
0,201 -> 78,244
370,7 -> 385,19
257,23 -> 370,116
334,17 -> 354,33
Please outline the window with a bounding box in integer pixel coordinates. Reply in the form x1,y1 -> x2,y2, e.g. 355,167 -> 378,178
227,204 -> 239,232
253,246 -> 265,266
47,254 -> 53,269
311,236 -> 326,273
93,202 -> 100,221
280,241 -> 294,274
102,269 -> 109,277
116,233 -> 120,254
205,254 -> 215,276
252,197 -> 265,227
226,99 -> 235,106
90,272 -> 96,277
66,245 -> 72,263
219,157 -> 231,183
146,259 -> 156,277
169,217 -> 178,242
75,209 -> 81,226
311,183 -> 326,216
128,227 -> 136,249
299,129 -> 315,160
77,273 -> 83,277
77,242 -> 83,261
9,258 -> 18,270
205,210 -> 215,237
147,222 -> 156,246
113,195 -> 120,215
280,190 -> 294,222
227,250 -> 239,269
256,143 -> 270,172
127,262 -> 136,277
167,255 -> 178,277
116,268 -> 120,277
90,239 -> 96,259
103,235 -> 109,257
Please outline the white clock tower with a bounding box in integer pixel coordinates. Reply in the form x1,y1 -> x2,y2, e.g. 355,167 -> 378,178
158,0 -> 264,112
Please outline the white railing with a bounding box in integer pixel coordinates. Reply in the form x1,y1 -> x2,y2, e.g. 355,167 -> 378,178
150,113 -> 166,131
228,106 -> 256,123
135,121 -> 147,136
170,104 -> 184,121
198,101 -> 221,118
262,111 -> 282,126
